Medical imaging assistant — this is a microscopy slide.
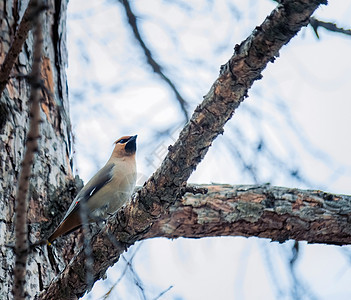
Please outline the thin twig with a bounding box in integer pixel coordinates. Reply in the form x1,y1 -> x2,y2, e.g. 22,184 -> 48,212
153,285 -> 173,300
288,241 -> 319,300
0,0 -> 47,97
12,1 -> 44,299
99,241 -> 143,299
310,17 -> 351,39
122,247 -> 147,300
79,202 -> 95,292
118,0 -> 189,122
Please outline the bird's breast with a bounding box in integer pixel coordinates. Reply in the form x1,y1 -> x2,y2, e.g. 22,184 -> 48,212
87,161 -> 136,219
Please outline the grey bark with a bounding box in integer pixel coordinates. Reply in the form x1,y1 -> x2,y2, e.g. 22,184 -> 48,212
0,0 -> 72,299
146,184 -> 351,245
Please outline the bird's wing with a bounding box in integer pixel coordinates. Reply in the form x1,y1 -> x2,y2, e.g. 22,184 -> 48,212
61,163 -> 115,222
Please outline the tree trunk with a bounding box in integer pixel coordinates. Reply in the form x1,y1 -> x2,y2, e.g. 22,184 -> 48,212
0,0 -> 74,299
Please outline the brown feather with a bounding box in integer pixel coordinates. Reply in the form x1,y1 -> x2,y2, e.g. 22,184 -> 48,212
47,210 -> 82,243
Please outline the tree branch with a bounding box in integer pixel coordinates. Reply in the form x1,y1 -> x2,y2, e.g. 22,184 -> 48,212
40,183 -> 351,299
145,184 -> 351,245
118,0 -> 190,121
310,17 -> 351,38
39,0 -> 328,298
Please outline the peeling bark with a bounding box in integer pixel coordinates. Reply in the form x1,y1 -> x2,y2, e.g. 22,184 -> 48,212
38,0 -> 329,299
146,184 -> 351,245
39,183 -> 351,299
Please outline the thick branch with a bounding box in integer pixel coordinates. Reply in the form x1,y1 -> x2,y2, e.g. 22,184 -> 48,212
146,184 -> 351,245
39,0 -> 327,298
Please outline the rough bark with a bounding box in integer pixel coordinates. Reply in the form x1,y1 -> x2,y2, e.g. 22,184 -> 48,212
0,0 -> 72,299
146,184 -> 351,245
39,183 -> 351,299
0,0 -> 45,96
38,0 -> 329,299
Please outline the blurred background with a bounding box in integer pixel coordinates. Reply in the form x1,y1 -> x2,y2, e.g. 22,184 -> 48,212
66,0 -> 351,299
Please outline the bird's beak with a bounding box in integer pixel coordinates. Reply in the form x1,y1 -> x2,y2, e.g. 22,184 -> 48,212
125,135 -> 137,153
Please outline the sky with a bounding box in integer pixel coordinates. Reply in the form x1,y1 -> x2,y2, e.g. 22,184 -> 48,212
65,0 -> 351,299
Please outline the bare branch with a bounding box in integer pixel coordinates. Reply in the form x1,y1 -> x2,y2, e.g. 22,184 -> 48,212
100,243 -> 142,300
153,285 -> 173,300
287,241 -> 319,300
13,2 -> 44,299
0,0 -> 47,97
79,199 -> 95,292
41,183 -> 351,299
310,17 -> 351,38
118,0 -> 189,121
145,184 -> 351,245
38,0 -> 327,298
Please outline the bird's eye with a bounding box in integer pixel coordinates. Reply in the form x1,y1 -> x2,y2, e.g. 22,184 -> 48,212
118,139 -> 128,144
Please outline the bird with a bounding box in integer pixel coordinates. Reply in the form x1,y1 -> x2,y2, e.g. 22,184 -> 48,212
47,135 -> 137,244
